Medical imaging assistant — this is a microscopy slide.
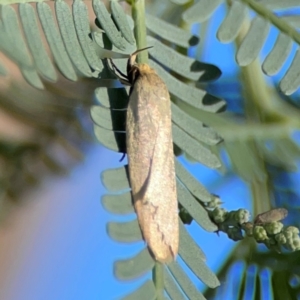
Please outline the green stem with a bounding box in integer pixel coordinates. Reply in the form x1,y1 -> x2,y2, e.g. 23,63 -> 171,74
131,0 -> 148,63
234,11 -> 271,214
241,0 -> 300,45
153,262 -> 164,300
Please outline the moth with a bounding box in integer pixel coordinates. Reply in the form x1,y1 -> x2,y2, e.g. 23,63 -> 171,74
254,208 -> 288,225
108,48 -> 179,263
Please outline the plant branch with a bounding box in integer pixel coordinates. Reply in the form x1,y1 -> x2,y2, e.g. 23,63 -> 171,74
234,11 -> 271,214
153,262 -> 164,300
131,0 -> 148,63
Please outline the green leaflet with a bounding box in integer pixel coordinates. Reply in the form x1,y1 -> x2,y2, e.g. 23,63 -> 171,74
280,49 -> 300,95
177,180 -> 218,232
122,280 -> 156,300
164,269 -> 186,300
175,103 -> 270,182
108,219 -> 143,243
217,1 -> 247,43
168,261 -> 206,300
149,60 -> 225,113
92,31 -> 136,55
179,229 -> 220,288
93,124 -> 126,152
262,33 -> 292,76
114,248 -> 155,280
236,16 -> 270,66
58,0 -> 94,76
37,2 -> 77,81
70,0 -> 103,72
179,221 -> 206,261
146,13 -> 199,48
147,36 -> 221,82
1,5 -> 33,67
102,192 -> 134,215
171,102 -> 222,146
182,0 -> 222,24
91,105 -> 126,131
101,165 -> 129,192
1,5 -> 46,88
92,0 -> 126,50
0,26 -> 29,68
175,160 -> 212,203
94,87 -> 129,109
19,3 -> 57,81
110,0 -> 135,45
20,68 -> 44,89
172,123 -> 221,169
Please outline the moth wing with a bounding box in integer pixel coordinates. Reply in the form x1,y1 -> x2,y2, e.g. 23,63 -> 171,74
126,70 -> 178,262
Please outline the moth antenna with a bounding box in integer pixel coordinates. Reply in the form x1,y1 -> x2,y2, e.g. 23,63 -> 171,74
127,46 -> 153,72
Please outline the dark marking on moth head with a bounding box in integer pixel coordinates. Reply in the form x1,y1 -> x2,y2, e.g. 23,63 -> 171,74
127,46 -> 153,81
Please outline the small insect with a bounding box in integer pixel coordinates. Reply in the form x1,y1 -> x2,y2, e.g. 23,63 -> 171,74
254,208 -> 288,225
108,48 -> 179,263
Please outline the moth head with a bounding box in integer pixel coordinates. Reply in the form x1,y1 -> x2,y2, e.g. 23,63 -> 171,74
127,46 -> 153,83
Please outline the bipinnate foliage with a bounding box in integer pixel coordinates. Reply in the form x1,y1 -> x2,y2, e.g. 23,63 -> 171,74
1,0 -> 300,299
0,0 -> 225,299
181,0 -> 300,96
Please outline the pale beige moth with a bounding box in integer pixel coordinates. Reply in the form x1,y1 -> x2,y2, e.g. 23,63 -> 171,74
109,48 -> 179,263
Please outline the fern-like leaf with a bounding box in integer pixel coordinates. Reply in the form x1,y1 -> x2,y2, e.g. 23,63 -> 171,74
182,0 -> 300,95
0,1 -> 225,298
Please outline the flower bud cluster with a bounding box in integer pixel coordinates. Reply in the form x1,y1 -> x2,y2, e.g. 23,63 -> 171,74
208,202 -> 300,252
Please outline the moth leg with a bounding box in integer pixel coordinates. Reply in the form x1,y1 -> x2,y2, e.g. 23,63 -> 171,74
119,152 -> 126,162
118,78 -> 132,86
109,58 -> 128,78
106,58 -> 131,86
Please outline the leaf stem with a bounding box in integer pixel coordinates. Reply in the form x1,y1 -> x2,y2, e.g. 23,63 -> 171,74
131,0 -> 148,63
234,11 -> 271,214
153,262 -> 164,300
